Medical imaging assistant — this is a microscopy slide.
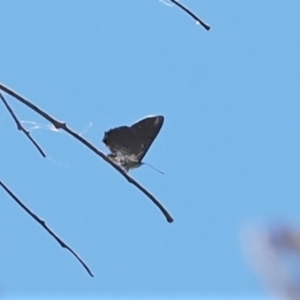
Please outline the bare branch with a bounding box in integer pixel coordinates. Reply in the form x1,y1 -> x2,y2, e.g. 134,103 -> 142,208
62,126 -> 174,223
0,82 -> 174,223
0,91 -> 46,157
170,0 -> 211,31
0,179 -> 94,277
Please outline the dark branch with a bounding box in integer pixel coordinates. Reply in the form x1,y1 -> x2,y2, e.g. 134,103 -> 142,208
0,179 -> 94,277
170,0 -> 211,31
0,82 -> 174,223
62,126 -> 174,223
0,91 -> 46,157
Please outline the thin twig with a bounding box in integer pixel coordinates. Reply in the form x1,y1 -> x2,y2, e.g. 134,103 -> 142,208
62,126 -> 174,223
0,179 -> 94,277
0,91 -> 46,157
170,0 -> 211,31
0,82 -> 174,223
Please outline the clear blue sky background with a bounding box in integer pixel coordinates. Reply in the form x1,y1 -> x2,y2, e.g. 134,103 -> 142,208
1,1 -> 300,299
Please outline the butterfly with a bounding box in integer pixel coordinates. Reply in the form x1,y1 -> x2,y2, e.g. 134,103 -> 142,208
103,115 -> 164,172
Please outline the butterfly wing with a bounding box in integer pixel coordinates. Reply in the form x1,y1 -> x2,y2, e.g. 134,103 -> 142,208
103,125 -> 133,155
103,115 -> 164,163
130,115 -> 164,161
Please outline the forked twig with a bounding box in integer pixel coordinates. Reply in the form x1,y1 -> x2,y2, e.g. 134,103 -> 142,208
0,82 -> 174,223
0,179 -> 94,277
170,0 -> 210,31
0,91 -> 46,157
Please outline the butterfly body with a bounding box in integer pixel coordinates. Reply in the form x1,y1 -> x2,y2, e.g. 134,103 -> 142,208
103,115 -> 164,172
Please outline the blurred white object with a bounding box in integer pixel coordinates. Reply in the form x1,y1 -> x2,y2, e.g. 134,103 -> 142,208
242,223 -> 300,300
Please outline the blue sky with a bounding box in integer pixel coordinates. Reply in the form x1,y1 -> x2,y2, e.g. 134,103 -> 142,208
1,0 -> 300,299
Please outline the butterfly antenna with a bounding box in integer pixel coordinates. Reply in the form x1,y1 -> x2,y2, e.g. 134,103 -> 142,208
143,162 -> 165,175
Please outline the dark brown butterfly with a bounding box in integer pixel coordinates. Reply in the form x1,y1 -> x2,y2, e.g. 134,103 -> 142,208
103,115 -> 164,172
